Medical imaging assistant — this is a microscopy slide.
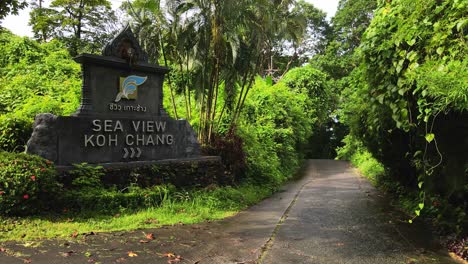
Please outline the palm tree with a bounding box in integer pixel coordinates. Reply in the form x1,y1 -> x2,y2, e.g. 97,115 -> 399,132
126,0 -> 309,144
123,0 -> 180,119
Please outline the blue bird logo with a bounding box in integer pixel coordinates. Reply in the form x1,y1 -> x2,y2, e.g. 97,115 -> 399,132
115,75 -> 147,102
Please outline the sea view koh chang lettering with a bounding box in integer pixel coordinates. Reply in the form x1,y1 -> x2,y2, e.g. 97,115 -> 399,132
83,119 -> 174,147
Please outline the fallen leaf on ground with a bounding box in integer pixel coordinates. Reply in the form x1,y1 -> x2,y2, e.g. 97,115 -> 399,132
115,257 -> 126,263
128,251 -> 138,257
163,253 -> 175,258
145,233 -> 155,240
61,251 -> 75,257
70,231 -> 78,238
0,248 -> 6,252
168,255 -> 183,263
139,240 -> 149,243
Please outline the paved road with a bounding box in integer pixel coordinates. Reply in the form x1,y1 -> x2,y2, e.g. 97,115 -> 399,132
0,160 -> 456,264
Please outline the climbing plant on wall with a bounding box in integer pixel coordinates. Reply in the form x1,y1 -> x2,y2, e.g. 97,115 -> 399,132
346,0 -> 467,226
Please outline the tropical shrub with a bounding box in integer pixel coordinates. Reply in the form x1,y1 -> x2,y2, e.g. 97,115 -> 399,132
0,114 -> 32,152
239,77 -> 317,185
0,151 -> 59,215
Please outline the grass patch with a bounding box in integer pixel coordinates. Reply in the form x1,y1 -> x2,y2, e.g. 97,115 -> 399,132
336,135 -> 385,186
349,150 -> 385,186
0,184 -> 275,242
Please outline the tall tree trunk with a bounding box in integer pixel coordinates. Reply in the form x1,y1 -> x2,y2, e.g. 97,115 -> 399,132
232,54 -> 262,125
179,62 -> 190,120
208,58 -> 221,143
186,55 -> 192,120
160,38 -> 178,119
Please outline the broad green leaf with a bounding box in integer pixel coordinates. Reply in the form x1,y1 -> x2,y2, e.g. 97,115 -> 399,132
456,19 -> 466,32
436,47 -> 444,55
425,133 -> 435,143
415,210 -> 420,216
408,219 -> 413,224
377,95 -> 384,104
418,203 -> 424,210
407,51 -> 417,61
407,39 -> 416,46
401,109 -> 408,119
418,181 -> 423,188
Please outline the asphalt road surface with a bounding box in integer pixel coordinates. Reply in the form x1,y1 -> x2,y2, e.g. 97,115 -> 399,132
0,160 -> 456,264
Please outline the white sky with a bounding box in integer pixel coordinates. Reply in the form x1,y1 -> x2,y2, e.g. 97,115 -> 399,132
2,0 -> 339,37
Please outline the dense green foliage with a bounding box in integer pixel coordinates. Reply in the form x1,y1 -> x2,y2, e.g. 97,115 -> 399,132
164,65 -> 332,186
336,0 -> 467,233
0,151 -> 58,215
0,30 -> 80,151
240,77 -> 315,184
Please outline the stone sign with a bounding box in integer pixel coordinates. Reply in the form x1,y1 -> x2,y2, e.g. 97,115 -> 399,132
26,26 -> 200,165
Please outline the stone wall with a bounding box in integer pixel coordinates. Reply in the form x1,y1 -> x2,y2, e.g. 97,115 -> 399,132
57,156 -> 227,189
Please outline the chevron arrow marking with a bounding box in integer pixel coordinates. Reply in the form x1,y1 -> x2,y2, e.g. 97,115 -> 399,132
123,148 -> 129,159
136,147 -> 142,158
130,147 -> 136,158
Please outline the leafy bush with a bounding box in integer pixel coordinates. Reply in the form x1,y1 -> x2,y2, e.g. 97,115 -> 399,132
0,151 -> 59,215
57,164 -> 172,213
202,127 -> 246,184
281,65 -> 331,123
239,77 -> 316,185
68,163 -> 105,189
0,114 -> 32,152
